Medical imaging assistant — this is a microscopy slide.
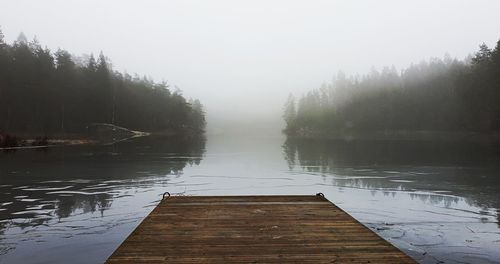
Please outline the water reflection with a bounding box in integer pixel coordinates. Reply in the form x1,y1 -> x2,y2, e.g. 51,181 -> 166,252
284,138 -> 500,167
284,138 -> 500,207
1,135 -> 499,264
283,138 -> 500,263
0,135 -> 205,262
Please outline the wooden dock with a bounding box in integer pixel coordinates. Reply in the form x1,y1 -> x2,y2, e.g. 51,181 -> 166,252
106,194 -> 416,263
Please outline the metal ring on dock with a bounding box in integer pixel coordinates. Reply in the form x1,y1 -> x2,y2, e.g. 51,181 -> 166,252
162,192 -> 171,199
316,192 -> 325,197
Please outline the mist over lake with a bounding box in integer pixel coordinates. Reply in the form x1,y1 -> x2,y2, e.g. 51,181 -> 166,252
1,136 -> 500,263
1,1 -> 500,263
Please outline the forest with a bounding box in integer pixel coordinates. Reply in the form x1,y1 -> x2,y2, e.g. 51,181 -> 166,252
0,29 -> 206,138
284,39 -> 500,139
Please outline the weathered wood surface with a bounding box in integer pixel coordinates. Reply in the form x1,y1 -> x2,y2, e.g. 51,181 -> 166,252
106,195 -> 416,263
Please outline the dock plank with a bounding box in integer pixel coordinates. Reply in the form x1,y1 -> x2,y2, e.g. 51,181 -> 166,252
106,195 -> 416,263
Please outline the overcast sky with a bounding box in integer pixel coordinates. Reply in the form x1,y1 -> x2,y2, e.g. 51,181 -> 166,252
1,0 -> 500,129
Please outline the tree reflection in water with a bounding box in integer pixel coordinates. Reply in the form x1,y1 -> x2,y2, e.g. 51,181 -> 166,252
283,138 -> 500,226
0,134 -> 206,257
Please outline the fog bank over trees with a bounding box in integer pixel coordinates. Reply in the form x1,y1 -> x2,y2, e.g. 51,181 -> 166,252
0,29 -> 206,136
3,1 -> 500,135
284,40 -> 500,137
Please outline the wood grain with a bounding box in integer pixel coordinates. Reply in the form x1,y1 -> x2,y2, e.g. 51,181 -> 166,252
106,195 -> 416,263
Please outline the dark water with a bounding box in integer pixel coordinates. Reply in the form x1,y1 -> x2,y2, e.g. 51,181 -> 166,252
0,135 -> 499,264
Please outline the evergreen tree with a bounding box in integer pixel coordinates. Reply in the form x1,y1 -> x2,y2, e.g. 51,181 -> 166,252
0,30 -> 206,136
284,39 -> 500,136
283,94 -> 296,130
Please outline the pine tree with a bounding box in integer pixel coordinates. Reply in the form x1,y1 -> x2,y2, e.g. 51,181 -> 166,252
283,94 -> 296,130
16,32 -> 28,45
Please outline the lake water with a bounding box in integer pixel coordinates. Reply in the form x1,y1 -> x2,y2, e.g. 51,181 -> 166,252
0,135 -> 499,264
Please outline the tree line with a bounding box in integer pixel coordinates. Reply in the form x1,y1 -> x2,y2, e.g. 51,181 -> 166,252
0,29 -> 206,136
284,39 -> 500,137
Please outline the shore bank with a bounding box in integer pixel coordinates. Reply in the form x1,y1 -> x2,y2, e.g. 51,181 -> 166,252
284,129 -> 500,143
1,125 -> 204,151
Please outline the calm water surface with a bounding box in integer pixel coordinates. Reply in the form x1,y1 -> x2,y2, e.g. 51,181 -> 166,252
0,135 -> 499,264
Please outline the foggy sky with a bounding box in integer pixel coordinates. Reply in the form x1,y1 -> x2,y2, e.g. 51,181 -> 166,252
1,0 -> 500,132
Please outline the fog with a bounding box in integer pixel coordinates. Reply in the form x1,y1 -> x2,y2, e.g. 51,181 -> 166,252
1,0 -> 500,134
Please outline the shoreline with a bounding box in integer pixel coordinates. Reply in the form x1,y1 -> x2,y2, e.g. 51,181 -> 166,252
0,128 -> 205,150
284,129 -> 500,143
0,138 -> 99,150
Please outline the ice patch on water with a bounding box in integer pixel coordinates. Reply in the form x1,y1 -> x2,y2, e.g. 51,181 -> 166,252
22,186 -> 74,191
12,209 -> 53,215
390,180 -> 414,183
39,180 -> 63,183
12,186 -> 29,190
19,199 -> 41,202
46,190 -> 109,195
